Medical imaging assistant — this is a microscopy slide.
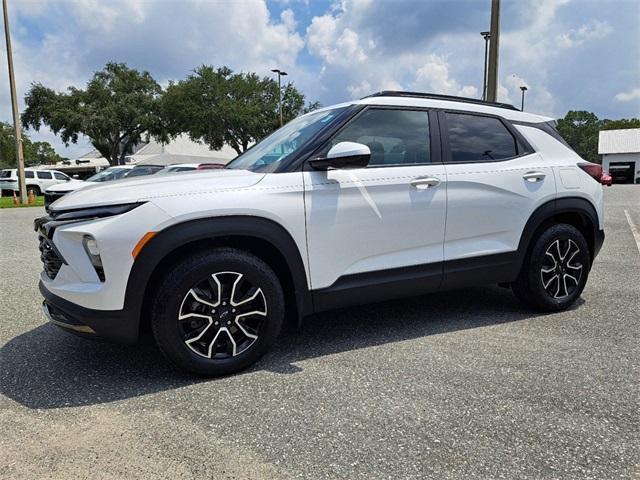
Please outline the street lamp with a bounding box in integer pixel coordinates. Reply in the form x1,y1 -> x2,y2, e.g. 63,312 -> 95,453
271,68 -> 288,127
480,31 -> 491,101
520,85 -> 528,111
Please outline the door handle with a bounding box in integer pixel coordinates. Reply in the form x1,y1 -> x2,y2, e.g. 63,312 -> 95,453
410,177 -> 441,189
523,171 -> 546,182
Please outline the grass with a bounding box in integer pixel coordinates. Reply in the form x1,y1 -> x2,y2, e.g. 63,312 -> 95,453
0,195 -> 44,208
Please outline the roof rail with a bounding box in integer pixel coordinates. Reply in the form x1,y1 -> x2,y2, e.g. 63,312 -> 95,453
362,91 -> 519,111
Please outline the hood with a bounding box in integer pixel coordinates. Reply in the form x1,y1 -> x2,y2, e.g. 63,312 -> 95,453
46,180 -> 89,194
50,168 -> 265,211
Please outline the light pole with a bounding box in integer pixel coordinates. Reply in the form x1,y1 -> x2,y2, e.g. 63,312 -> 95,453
2,0 -> 27,204
480,31 -> 491,101
486,0 -> 501,102
520,85 -> 528,111
271,68 -> 288,127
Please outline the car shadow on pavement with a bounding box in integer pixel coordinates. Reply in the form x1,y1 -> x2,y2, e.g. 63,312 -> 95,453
1,285 -> 559,409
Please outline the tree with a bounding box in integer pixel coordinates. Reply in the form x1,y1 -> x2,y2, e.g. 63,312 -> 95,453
556,111 -> 640,164
600,118 -> 640,131
0,121 -> 61,168
162,65 -> 313,155
22,62 -> 164,166
556,111 -> 601,163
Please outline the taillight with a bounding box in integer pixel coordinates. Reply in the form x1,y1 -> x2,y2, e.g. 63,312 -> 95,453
578,162 -> 609,185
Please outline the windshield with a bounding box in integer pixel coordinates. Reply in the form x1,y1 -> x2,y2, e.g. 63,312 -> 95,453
225,107 -> 347,173
86,167 -> 131,182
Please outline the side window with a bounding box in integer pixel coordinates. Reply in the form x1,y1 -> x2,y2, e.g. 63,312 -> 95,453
36,171 -> 53,179
445,112 -> 518,162
25,171 -> 35,179
329,109 -> 431,166
54,172 -> 68,180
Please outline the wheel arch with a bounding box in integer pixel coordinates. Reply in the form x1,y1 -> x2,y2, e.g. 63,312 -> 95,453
124,216 -> 312,339
517,197 -> 600,268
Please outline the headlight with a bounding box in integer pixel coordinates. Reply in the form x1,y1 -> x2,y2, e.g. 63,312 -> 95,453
51,202 -> 144,221
82,235 -> 104,281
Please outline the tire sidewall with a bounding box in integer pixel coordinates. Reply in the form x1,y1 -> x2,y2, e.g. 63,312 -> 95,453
152,250 -> 284,376
525,224 -> 591,311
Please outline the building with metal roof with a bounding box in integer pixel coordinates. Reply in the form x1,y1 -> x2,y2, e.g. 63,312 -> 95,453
599,128 -> 640,184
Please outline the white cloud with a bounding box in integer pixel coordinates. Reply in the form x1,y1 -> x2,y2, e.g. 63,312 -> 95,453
413,55 -> 477,97
307,15 -> 367,67
1,0 -> 305,158
556,20 -> 612,48
614,88 -> 640,102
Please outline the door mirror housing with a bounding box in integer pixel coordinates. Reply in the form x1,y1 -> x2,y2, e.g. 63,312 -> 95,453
309,141 -> 371,170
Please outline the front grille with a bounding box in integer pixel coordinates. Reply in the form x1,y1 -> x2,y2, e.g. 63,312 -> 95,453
44,191 -> 66,211
39,235 -> 63,279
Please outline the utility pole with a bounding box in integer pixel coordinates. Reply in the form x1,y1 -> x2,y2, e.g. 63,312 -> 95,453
2,0 -> 27,204
480,31 -> 491,101
520,85 -> 528,111
486,0 -> 500,102
271,68 -> 288,127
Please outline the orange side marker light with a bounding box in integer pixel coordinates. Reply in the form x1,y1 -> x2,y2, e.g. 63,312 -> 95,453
132,232 -> 156,259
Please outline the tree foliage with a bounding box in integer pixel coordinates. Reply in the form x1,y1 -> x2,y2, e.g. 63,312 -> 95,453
22,63 -> 164,166
0,121 -> 62,169
162,65 -> 313,154
556,111 -> 640,164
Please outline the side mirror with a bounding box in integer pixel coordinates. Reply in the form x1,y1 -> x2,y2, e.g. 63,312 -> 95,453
309,141 -> 371,170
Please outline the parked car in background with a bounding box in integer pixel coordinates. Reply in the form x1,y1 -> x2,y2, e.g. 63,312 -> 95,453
121,164 -> 165,178
44,165 -> 136,209
156,163 -> 225,175
0,168 -> 72,196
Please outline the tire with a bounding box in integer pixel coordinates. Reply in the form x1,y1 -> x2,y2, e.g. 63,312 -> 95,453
27,185 -> 41,196
151,248 -> 285,376
512,224 -> 591,312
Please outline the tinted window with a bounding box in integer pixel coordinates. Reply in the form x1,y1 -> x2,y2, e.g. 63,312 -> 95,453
445,113 -> 518,162
54,172 -> 68,180
330,109 -> 431,166
37,171 -> 53,179
25,171 -> 34,178
0,170 -> 12,178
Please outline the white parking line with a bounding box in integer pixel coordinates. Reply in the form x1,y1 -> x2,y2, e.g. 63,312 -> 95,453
624,209 -> 640,255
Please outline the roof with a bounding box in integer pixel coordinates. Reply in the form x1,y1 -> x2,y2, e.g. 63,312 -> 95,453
364,91 -> 519,111
598,128 -> 640,154
314,94 -> 553,124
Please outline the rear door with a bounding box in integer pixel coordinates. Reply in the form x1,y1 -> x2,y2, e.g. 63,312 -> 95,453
440,110 -> 556,283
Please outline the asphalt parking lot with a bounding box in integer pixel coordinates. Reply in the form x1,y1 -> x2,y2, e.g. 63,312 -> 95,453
1,186 -> 639,480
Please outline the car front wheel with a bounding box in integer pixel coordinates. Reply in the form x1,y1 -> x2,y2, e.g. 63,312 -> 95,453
151,248 -> 284,376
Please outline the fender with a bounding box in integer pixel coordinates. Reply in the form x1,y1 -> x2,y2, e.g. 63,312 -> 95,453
517,196 -> 601,262
124,216 -> 313,334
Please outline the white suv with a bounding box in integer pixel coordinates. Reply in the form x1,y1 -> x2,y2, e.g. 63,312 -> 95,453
0,168 -> 72,196
35,92 -> 606,376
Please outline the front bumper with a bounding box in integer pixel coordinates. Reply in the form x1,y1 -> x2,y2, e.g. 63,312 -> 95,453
40,281 -> 139,343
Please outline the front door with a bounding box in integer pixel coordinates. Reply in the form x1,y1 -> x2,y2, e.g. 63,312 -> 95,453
303,107 -> 447,307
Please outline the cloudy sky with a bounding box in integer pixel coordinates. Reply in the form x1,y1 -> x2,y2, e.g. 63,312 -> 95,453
1,0 -> 639,158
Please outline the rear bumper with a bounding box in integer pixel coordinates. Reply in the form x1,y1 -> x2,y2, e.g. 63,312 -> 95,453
593,228 -> 605,259
39,281 -> 139,343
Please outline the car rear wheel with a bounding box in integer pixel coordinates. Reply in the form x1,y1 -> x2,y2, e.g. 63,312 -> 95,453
151,248 -> 284,376
512,224 -> 591,311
